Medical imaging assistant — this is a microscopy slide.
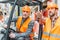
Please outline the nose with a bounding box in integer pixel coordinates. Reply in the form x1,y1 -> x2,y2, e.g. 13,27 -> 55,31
49,10 -> 52,13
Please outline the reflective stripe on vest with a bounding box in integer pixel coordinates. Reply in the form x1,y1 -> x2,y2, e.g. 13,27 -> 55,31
41,38 -> 46,40
43,32 -> 60,38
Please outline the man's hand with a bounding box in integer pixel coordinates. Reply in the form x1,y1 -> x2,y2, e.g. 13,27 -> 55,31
4,24 -> 7,28
9,32 -> 16,38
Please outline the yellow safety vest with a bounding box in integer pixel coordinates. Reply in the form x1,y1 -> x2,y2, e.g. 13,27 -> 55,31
16,16 -> 34,40
16,16 -> 31,32
42,17 -> 60,40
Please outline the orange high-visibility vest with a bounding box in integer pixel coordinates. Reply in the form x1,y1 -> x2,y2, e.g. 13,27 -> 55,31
16,16 -> 34,40
42,17 -> 60,40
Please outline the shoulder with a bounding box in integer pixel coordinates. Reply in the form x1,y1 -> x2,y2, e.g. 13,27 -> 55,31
29,20 -> 34,26
18,16 -> 22,18
17,16 -> 22,20
58,16 -> 60,19
57,17 -> 60,21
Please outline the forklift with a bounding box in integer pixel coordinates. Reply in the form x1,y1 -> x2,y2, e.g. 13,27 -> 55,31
0,0 -> 43,40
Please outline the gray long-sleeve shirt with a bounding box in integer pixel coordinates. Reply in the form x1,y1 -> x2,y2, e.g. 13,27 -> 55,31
11,17 -> 34,38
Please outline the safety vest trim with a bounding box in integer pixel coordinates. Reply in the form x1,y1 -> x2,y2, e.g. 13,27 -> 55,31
43,32 -> 60,38
41,38 -> 46,40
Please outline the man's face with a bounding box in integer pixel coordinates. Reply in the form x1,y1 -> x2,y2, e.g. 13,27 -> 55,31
22,11 -> 30,18
48,7 -> 56,17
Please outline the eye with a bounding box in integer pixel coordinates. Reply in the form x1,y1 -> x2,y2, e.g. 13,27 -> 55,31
55,8 -> 58,10
48,8 -> 50,10
26,11 -> 29,13
23,11 -> 25,12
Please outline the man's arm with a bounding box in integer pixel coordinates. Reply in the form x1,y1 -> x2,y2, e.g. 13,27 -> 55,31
15,21 -> 34,38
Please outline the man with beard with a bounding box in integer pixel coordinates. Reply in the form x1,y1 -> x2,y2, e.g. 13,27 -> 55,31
41,3 -> 60,40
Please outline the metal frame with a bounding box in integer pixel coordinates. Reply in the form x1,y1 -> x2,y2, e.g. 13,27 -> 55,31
0,0 -> 43,40
0,0 -> 42,15
18,5 -> 20,16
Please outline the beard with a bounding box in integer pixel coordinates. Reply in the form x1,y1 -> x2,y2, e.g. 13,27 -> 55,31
49,13 -> 55,17
50,13 -> 55,17
49,11 -> 55,17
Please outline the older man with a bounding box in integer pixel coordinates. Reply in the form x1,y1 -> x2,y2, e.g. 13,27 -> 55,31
9,5 -> 34,40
